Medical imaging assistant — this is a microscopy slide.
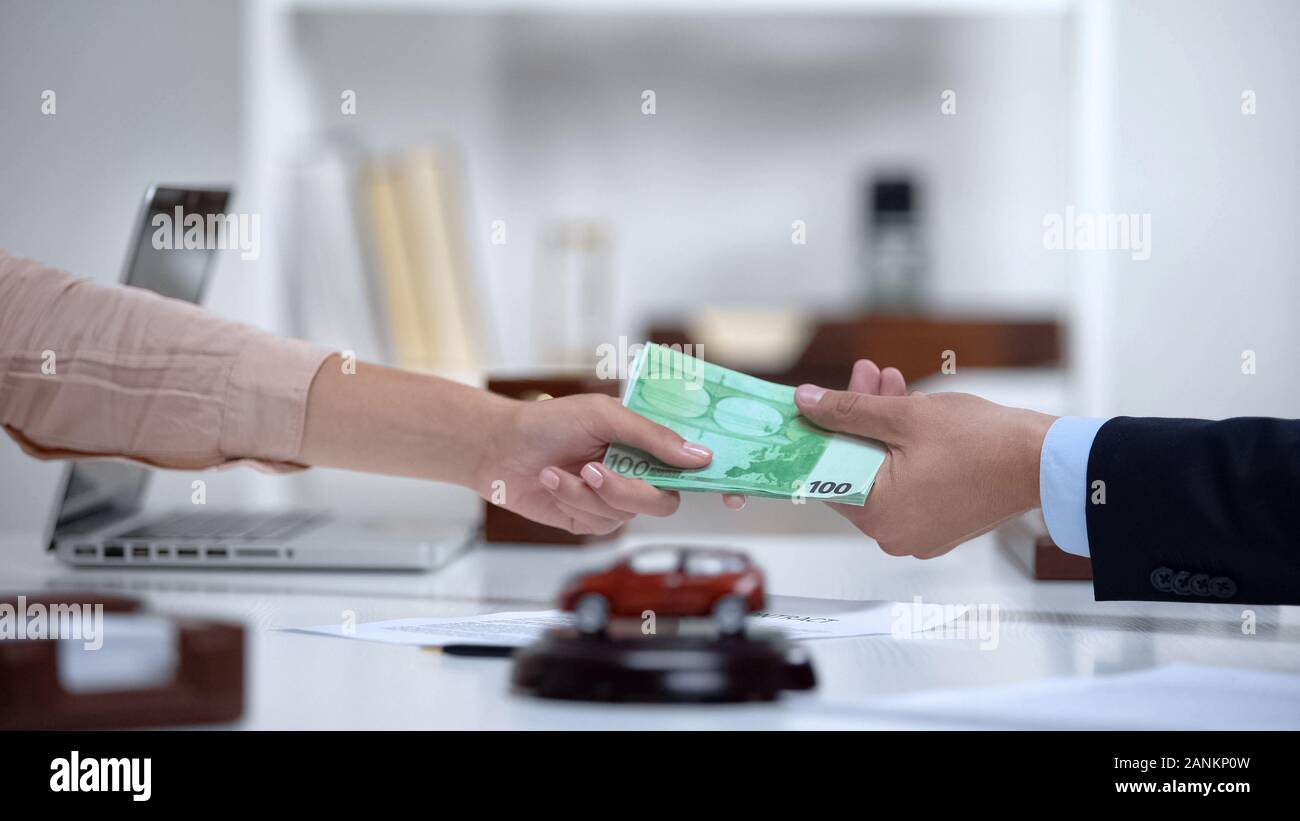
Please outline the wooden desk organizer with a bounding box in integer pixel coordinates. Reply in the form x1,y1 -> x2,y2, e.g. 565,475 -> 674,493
0,593 -> 244,729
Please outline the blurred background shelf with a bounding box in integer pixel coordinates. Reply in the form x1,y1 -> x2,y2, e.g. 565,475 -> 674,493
651,314 -> 1061,387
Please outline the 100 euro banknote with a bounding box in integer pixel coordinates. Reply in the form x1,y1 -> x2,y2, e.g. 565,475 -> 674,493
603,343 -> 886,505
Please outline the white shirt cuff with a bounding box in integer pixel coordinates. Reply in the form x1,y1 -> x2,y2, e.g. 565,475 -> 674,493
1039,416 -> 1107,558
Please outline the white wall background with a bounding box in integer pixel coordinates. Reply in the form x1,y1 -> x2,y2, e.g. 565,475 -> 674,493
1101,0 -> 1300,419
0,0 -> 248,540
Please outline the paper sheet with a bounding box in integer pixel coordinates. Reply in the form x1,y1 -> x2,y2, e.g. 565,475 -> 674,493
285,595 -> 968,648
869,663 -> 1300,730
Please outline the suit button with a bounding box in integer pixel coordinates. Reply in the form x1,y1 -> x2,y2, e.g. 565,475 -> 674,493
1190,574 -> 1211,597
1210,576 -> 1237,599
1150,567 -> 1174,592
1171,571 -> 1192,596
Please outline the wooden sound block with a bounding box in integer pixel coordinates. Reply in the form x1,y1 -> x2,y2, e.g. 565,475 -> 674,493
483,373 -> 621,546
997,514 -> 1094,580
1030,534 -> 1095,580
512,629 -> 816,703
484,507 -> 616,545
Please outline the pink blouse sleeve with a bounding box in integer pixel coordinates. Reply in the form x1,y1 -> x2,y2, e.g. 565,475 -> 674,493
0,251 -> 334,473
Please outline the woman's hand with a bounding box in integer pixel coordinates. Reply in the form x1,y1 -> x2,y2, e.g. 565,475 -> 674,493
300,359 -> 743,536
475,394 -> 745,535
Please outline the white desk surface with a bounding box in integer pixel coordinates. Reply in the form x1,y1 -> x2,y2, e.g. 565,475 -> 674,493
2,529 -> 1297,730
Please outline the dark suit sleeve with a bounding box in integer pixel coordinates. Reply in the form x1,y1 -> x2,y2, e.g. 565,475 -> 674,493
1085,417 -> 1300,605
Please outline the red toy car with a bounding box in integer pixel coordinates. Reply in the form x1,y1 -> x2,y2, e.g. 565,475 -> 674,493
558,545 -> 765,635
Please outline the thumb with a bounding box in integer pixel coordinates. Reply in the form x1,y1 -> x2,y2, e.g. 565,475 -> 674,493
590,396 -> 712,469
794,384 -> 910,442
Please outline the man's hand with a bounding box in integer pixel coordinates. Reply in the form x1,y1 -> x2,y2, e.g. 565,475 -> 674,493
793,360 -> 1056,558
477,394 -> 745,536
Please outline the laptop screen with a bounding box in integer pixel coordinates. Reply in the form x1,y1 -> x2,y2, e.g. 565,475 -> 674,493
50,186 -> 231,540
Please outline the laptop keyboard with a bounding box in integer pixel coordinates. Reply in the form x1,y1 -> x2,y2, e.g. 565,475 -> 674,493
118,510 -> 327,542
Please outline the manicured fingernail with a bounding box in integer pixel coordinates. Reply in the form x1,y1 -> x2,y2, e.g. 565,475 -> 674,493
795,384 -> 827,405
790,387 -> 821,407
581,463 -> 604,488
539,468 -> 560,490
682,442 -> 712,459
724,494 -> 747,511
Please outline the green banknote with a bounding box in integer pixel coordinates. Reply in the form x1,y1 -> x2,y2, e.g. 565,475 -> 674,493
603,342 -> 886,505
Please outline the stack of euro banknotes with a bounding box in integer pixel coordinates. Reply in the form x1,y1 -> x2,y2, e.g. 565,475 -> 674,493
603,343 -> 886,505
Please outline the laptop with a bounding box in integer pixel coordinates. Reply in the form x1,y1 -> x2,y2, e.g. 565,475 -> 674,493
45,185 -> 473,570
